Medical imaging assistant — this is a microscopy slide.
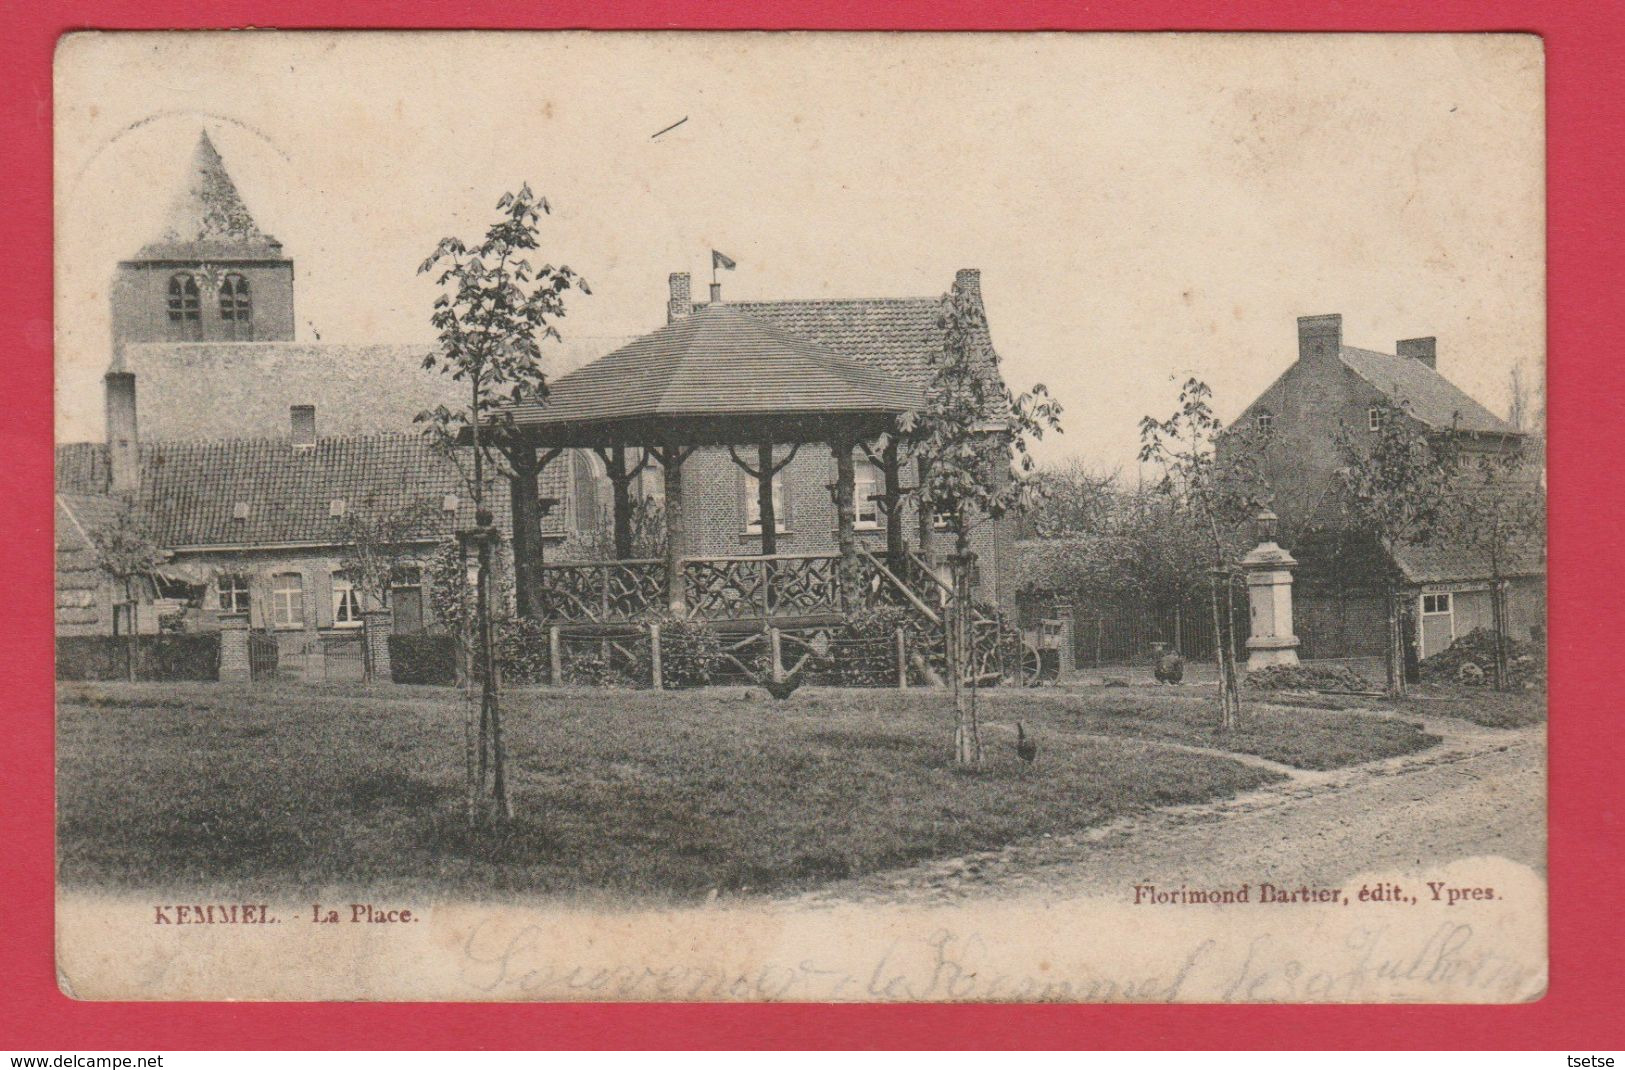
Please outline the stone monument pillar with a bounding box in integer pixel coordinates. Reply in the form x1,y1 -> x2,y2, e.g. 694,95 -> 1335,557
1241,510 -> 1300,671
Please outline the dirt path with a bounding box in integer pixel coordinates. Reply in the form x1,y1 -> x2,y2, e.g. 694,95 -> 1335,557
790,716 -> 1545,907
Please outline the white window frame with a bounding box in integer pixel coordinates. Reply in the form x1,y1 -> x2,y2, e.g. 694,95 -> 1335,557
1422,592 -> 1452,616
217,574 -> 251,614
270,573 -> 304,629
854,460 -> 882,530
1255,411 -> 1274,434
331,570 -> 363,629
1368,407 -> 1384,432
743,470 -> 788,535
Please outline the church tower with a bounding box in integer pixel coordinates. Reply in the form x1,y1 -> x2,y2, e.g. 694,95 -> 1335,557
109,130 -> 295,355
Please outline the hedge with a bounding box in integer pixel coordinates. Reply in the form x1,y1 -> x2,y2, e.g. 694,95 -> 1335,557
56,633 -> 221,682
388,633 -> 460,686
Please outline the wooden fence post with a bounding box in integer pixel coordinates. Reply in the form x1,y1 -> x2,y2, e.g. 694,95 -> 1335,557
895,627 -> 908,689
548,625 -> 562,686
769,626 -> 784,684
649,623 -> 663,690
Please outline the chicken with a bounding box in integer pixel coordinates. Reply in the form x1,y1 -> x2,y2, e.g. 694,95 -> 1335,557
1016,722 -> 1037,763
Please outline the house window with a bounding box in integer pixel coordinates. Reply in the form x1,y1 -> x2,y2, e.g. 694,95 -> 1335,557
269,572 -> 304,628
1255,411 -> 1274,434
1422,592 -> 1452,615
854,461 -> 882,530
1368,407 -> 1384,432
166,273 -> 202,340
743,471 -> 788,534
217,574 -> 251,614
218,273 -> 253,339
331,569 -> 363,628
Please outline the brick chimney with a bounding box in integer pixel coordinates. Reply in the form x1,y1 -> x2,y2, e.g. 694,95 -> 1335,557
1397,337 -> 1437,369
291,404 -> 316,448
1297,313 -> 1342,363
955,267 -> 983,305
667,272 -> 692,323
104,371 -> 140,494
709,280 -> 723,303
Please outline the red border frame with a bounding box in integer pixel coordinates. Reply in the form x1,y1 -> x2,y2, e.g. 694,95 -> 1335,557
5,1 -> 1619,1050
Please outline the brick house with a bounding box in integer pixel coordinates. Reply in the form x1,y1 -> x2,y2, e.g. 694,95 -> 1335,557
1225,313 -> 1545,662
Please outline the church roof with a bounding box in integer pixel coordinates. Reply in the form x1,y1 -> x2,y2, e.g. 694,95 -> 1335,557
131,131 -> 286,262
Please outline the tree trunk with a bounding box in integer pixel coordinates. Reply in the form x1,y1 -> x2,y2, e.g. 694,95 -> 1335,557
1491,578 -> 1509,691
950,525 -> 983,766
476,532 -> 512,822
1209,571 -> 1238,731
1385,585 -> 1408,699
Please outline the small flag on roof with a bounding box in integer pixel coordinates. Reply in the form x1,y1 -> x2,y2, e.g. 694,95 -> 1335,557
712,249 -> 737,271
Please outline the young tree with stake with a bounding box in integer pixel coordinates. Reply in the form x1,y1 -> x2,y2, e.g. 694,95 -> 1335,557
417,184 -> 587,825
903,280 -> 1061,766
1139,379 -> 1269,730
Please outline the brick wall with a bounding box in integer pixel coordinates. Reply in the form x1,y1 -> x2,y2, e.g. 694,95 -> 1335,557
111,260 -> 295,350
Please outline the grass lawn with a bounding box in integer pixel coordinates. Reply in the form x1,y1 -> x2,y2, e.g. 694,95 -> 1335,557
57,680 -> 1436,901
1011,687 -> 1443,772
1401,684 -> 1548,729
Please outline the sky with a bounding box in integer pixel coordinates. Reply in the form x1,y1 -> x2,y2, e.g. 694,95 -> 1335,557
54,32 -> 1545,472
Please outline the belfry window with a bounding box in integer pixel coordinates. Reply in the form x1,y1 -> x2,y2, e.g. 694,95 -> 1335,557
166,273 -> 202,340
219,273 -> 253,340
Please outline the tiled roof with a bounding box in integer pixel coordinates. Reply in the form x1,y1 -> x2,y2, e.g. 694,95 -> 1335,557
55,491 -> 124,551
697,296 -> 949,386
1339,346 -> 1515,435
133,132 -> 286,262
53,436 -> 554,550
509,303 -> 922,431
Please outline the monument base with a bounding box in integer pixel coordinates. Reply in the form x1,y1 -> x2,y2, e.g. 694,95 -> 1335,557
1246,635 -> 1300,672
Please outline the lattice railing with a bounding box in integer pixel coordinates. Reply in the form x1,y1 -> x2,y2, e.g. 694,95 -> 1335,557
682,554 -> 842,620
536,559 -> 666,623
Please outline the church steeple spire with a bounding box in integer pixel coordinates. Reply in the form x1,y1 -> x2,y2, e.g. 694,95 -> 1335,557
134,130 -> 283,260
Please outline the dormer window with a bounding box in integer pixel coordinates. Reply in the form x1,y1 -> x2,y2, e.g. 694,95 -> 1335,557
219,273 -> 253,340
232,501 -> 251,521
166,273 -> 202,340
329,499 -> 347,518
442,494 -> 459,513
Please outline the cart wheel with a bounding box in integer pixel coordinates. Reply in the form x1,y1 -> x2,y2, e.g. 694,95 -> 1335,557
1021,641 -> 1043,686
